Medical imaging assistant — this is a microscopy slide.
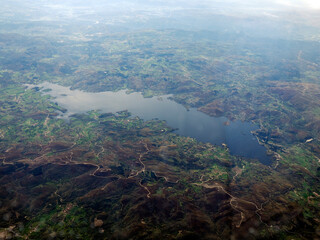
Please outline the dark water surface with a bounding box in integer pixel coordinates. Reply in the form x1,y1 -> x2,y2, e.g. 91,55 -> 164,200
27,82 -> 271,165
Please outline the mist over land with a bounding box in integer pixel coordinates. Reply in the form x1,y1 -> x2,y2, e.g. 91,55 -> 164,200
0,0 -> 320,239
1,0 -> 320,40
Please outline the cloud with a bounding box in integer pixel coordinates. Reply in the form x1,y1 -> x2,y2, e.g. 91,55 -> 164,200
305,0 -> 320,9
273,0 -> 320,9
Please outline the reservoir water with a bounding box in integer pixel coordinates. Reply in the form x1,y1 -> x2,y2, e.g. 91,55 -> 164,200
28,82 -> 271,165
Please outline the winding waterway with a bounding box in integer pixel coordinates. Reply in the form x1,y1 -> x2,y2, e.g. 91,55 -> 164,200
28,82 -> 271,165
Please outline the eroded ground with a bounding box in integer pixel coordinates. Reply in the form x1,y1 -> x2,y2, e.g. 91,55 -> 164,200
0,86 -> 319,239
0,10 -> 320,239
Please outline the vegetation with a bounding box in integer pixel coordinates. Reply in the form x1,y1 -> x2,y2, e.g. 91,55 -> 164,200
0,84 -> 319,239
0,3 -> 320,239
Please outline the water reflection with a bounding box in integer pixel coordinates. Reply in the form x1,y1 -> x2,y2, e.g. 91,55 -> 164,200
27,82 -> 271,165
